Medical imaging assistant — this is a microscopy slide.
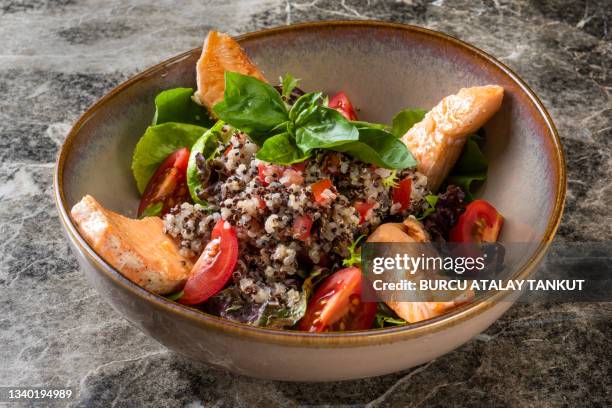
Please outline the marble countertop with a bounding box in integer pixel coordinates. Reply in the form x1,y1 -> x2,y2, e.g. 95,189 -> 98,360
1,0 -> 610,406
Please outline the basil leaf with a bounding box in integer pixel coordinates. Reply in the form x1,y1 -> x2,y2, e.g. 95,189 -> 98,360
333,128 -> 417,169
256,132 -> 310,165
186,121 -> 226,204
152,87 -> 214,127
293,106 -> 359,152
138,202 -> 163,218
447,135 -> 488,200
131,122 -> 207,194
391,108 -> 426,137
289,92 -> 323,124
212,72 -> 288,145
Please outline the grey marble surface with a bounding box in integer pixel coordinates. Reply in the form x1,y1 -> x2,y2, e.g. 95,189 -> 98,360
1,0 -> 611,407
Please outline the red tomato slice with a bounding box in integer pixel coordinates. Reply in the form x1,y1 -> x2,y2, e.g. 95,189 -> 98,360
311,179 -> 333,204
392,178 -> 412,212
328,92 -> 358,121
257,163 -> 268,186
138,148 -> 190,217
449,199 -> 504,243
299,267 -> 376,332
292,215 -> 313,241
354,201 -> 375,224
179,220 -> 239,305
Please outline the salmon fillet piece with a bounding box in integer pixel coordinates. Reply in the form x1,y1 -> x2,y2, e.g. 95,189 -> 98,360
71,195 -> 192,295
367,217 -> 473,323
402,85 -> 504,191
194,30 -> 268,111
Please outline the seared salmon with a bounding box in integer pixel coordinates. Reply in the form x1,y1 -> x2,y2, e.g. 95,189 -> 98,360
367,216 -> 474,323
71,195 -> 192,294
402,85 -> 504,191
194,31 -> 268,111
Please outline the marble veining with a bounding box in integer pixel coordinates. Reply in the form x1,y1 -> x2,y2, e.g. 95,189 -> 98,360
0,0 -> 610,407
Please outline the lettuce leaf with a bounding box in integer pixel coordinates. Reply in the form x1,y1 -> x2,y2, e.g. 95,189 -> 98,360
131,122 -> 207,194
186,121 -> 226,205
447,134 -> 488,201
152,87 -> 213,127
391,108 -> 426,137
205,286 -> 308,329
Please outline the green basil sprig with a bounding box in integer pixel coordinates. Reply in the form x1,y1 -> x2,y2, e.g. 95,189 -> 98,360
212,72 -> 416,169
212,72 -> 289,145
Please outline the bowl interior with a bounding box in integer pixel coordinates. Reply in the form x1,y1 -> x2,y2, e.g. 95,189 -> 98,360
59,22 -> 564,322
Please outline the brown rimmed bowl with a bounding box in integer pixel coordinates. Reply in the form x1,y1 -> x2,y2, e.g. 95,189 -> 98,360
54,21 -> 566,381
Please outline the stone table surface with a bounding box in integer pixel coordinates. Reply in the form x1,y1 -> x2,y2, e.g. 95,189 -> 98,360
1,0 -> 611,407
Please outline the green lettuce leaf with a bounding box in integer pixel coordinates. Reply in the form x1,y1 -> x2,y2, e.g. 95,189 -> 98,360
186,121 -> 226,205
207,285 -> 309,329
391,108 -> 426,137
333,128 -> 417,169
213,71 -> 288,145
131,122 -> 207,194
447,134 -> 488,200
152,87 -> 213,127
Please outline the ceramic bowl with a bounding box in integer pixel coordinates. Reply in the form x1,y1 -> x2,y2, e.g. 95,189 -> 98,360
54,21 -> 565,381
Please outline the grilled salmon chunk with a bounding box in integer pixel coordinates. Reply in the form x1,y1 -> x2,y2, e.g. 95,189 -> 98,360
402,85 -> 504,191
71,195 -> 192,294
367,217 -> 474,323
194,30 -> 268,111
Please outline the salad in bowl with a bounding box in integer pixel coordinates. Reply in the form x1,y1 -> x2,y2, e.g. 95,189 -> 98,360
70,30 -> 505,332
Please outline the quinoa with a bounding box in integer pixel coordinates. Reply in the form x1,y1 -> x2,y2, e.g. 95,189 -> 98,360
163,131 -> 430,311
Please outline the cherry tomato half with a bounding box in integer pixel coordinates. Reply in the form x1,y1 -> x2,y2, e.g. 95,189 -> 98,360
392,178 -> 412,212
138,148 -> 190,217
179,220 -> 239,305
449,199 -> 504,243
328,92 -> 358,121
354,201 -> 375,224
299,267 -> 376,332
